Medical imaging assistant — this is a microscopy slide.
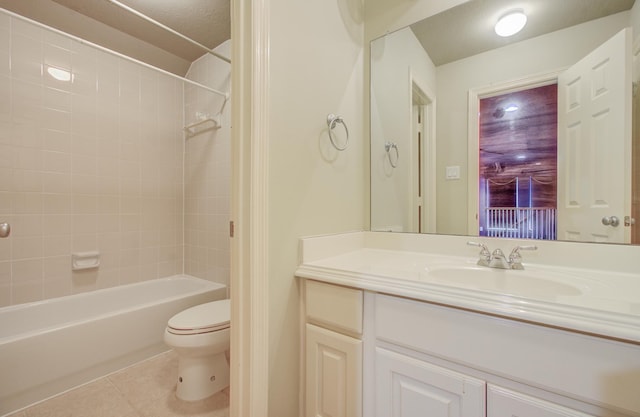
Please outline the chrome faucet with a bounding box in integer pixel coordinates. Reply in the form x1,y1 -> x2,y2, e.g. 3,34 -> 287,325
468,242 -> 537,270
488,248 -> 510,269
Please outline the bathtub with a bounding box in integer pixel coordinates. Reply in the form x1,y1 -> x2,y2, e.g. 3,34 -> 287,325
0,275 -> 226,416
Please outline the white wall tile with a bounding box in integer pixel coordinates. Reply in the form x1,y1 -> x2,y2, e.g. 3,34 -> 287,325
44,86 -> 71,112
42,214 -> 71,236
43,129 -> 72,153
42,172 -> 72,194
12,236 -> 43,260
0,10 -> 229,305
43,150 -> 71,173
11,34 -> 42,84
43,234 -> 71,257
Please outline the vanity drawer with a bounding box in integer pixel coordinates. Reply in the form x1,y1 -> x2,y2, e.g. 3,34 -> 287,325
305,280 -> 363,336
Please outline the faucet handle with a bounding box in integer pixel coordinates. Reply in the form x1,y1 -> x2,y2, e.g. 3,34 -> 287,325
467,241 -> 491,266
508,245 -> 537,269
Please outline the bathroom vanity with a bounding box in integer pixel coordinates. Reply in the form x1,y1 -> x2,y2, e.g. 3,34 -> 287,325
296,232 -> 640,417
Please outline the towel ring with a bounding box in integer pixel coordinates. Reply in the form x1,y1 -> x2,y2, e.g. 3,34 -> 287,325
385,141 -> 399,168
327,114 -> 349,151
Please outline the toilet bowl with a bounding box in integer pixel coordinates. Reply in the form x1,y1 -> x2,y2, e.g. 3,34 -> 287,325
164,299 -> 230,401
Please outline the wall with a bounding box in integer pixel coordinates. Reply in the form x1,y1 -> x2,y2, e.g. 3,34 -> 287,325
364,0 -> 470,42
363,0 -> 471,237
436,11 -> 630,235
267,0 -> 365,415
0,11 -> 184,306
370,27 -> 436,232
184,40 -> 231,290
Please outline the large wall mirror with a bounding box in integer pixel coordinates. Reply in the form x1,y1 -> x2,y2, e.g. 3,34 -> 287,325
370,0 -> 640,245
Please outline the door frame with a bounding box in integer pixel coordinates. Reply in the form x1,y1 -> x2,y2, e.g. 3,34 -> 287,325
230,0 -> 270,415
632,35 -> 640,243
467,70 -> 563,235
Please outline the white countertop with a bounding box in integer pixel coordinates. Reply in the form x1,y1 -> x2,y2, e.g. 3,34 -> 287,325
296,232 -> 640,343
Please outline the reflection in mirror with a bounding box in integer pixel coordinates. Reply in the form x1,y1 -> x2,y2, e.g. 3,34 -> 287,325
370,0 -> 640,244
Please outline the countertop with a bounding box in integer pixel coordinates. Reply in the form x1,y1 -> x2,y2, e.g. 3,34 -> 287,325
296,232 -> 640,343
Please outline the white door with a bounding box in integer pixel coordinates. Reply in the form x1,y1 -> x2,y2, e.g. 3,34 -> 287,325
306,324 -> 362,417
411,102 -> 425,233
410,71 -> 436,234
557,28 -> 632,243
376,347 -> 485,417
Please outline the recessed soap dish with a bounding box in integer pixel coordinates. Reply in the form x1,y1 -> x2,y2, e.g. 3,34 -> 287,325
72,251 -> 100,270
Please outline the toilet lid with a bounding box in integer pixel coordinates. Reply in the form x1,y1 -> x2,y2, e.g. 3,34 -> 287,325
168,299 -> 230,334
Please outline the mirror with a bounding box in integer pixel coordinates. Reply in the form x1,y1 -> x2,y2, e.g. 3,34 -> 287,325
370,0 -> 640,244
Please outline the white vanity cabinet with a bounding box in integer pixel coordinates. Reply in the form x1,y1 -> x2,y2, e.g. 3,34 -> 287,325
372,294 -> 635,417
375,346 -> 486,416
297,232 -> 640,417
303,280 -> 363,417
301,282 -> 639,417
374,348 -> 601,417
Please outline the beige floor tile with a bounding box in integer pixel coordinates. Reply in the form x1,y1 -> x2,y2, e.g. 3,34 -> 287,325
134,389 -> 229,417
108,350 -> 179,404
5,412 -> 27,417
24,379 -> 138,417
15,351 -> 229,417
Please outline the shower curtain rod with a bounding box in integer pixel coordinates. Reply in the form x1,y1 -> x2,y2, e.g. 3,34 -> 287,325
105,0 -> 232,64
2,9 -> 229,99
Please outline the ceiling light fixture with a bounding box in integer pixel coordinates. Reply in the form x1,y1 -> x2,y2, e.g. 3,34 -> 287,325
495,11 -> 527,37
504,104 -> 519,112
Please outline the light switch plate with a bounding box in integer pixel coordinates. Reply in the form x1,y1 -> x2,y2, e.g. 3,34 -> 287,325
446,165 -> 460,180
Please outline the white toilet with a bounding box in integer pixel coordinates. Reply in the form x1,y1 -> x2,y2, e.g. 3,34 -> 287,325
164,299 -> 230,401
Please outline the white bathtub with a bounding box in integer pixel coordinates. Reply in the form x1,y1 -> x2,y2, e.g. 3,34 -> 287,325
0,275 -> 226,416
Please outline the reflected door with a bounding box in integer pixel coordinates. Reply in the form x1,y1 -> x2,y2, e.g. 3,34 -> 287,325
557,28 -> 632,243
410,74 -> 436,234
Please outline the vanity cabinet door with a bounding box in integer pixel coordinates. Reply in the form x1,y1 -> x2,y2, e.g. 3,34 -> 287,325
376,347 -> 486,417
488,385 -> 598,417
306,323 -> 362,417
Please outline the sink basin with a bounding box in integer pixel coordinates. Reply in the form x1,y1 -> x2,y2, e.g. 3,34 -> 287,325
422,266 -> 583,298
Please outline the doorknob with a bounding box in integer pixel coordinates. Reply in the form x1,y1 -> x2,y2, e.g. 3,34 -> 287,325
601,216 -> 620,227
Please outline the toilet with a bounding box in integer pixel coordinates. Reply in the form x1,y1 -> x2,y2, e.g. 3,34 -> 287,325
164,299 -> 230,401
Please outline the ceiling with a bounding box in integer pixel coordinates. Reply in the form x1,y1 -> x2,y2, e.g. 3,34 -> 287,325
0,0 -> 230,76
1,0 -> 633,74
411,0 -> 635,66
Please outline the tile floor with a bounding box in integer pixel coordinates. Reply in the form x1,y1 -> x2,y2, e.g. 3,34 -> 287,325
7,351 -> 229,417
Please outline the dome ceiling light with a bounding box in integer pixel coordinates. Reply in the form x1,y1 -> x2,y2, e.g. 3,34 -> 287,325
495,11 -> 527,37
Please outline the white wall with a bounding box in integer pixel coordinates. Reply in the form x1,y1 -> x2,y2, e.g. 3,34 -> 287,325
267,0 -> 365,415
370,27 -> 436,232
631,0 -> 640,41
365,0 -> 470,42
435,11 -> 631,235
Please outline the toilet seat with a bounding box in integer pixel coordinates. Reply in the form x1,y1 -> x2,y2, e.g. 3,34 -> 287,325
167,299 -> 230,335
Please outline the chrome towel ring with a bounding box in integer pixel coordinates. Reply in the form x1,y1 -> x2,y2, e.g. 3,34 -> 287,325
327,113 -> 349,151
385,141 -> 399,168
